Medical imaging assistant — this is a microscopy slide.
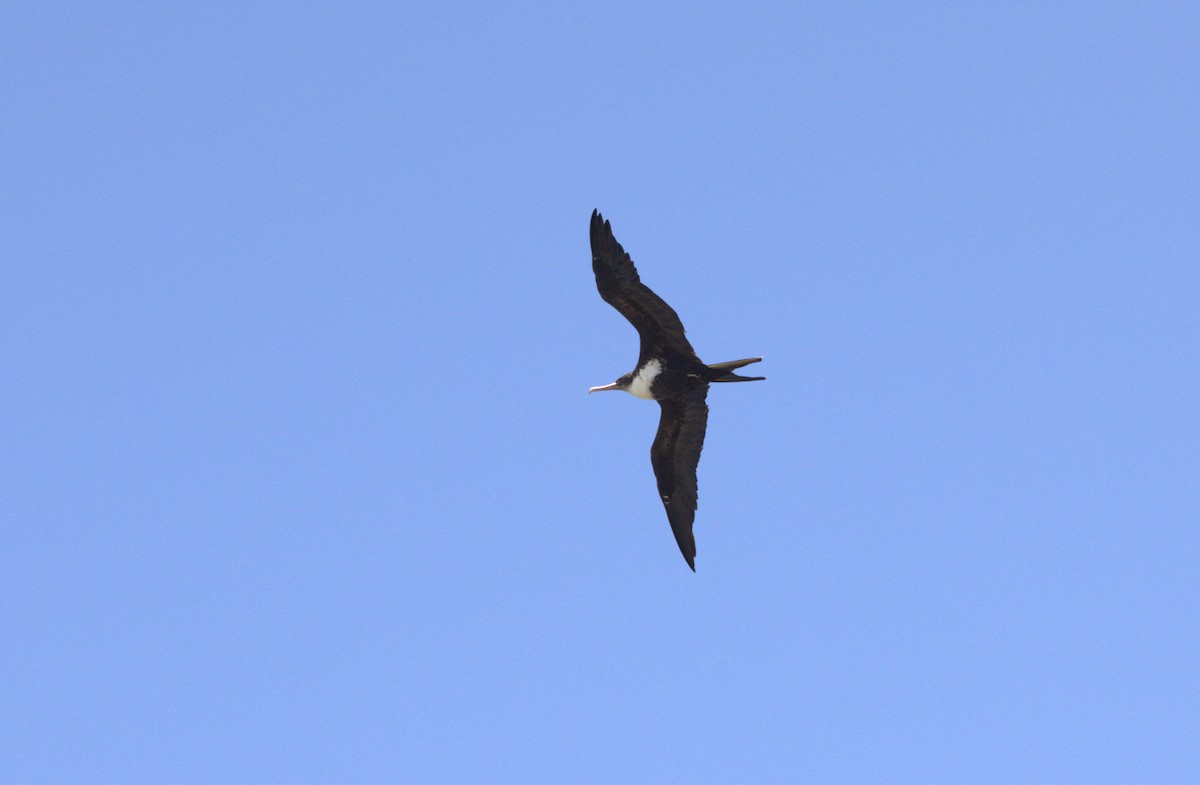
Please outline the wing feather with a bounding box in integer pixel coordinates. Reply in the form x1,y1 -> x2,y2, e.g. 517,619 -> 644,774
590,210 -> 697,362
650,386 -> 709,570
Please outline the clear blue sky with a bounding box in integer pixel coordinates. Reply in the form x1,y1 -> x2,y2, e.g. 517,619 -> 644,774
4,3 -> 1197,782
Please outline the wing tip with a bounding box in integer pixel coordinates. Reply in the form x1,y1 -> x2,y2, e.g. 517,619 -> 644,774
680,537 -> 697,571
590,208 -> 610,244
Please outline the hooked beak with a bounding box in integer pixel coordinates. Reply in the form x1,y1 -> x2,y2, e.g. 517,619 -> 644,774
588,382 -> 621,394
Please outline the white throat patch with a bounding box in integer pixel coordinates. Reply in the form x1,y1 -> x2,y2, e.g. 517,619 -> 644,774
628,359 -> 662,400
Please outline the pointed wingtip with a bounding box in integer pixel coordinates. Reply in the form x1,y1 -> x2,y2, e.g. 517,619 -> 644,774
590,209 -> 613,251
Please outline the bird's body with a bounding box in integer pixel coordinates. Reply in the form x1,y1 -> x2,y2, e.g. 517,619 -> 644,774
588,210 -> 764,570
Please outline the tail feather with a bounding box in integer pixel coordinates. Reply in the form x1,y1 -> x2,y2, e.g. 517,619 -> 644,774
707,356 -> 765,383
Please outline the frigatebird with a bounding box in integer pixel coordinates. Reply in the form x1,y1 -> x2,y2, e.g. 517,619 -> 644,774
588,209 -> 764,570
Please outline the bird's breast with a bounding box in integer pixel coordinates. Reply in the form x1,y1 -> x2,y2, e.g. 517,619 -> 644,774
628,358 -> 662,400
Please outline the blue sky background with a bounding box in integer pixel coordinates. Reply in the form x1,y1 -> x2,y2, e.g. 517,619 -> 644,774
4,3 -> 1198,782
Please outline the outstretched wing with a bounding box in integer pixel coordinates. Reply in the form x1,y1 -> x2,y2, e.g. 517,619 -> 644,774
590,210 -> 697,363
650,385 -> 710,570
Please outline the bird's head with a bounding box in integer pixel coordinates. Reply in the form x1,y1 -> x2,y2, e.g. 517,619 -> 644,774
588,372 -> 633,395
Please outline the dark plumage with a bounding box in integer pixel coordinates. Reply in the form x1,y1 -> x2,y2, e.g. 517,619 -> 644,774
588,210 -> 764,570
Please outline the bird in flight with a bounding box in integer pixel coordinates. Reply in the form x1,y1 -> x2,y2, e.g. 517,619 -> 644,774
588,210 -> 764,570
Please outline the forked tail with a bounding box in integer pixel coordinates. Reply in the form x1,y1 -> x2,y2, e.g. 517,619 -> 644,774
707,356 -> 765,383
